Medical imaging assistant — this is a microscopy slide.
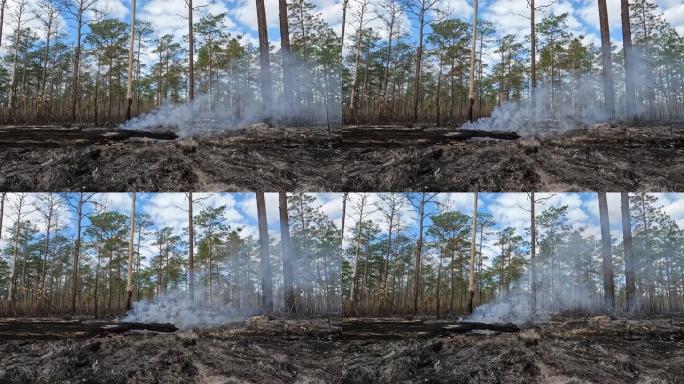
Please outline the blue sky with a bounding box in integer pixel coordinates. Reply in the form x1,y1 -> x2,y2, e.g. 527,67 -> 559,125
342,192 -> 684,266
1,192 -> 682,268
346,0 -> 683,64
0,192 -> 343,266
0,0 -> 341,59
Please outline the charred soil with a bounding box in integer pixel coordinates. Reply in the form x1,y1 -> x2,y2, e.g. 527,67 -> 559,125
340,316 -> 684,384
0,317 -> 342,384
342,122 -> 684,192
1,316 -> 682,383
0,122 -> 682,191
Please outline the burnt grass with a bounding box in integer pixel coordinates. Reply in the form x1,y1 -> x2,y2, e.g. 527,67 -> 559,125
0,316 -> 682,383
340,316 -> 684,384
0,318 -> 343,384
0,122 -> 682,191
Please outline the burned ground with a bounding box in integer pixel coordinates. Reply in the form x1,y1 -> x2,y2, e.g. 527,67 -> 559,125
340,316 -> 684,384
0,317 -> 342,384
0,122 -> 682,191
342,122 -> 684,192
0,316 -> 682,383
0,125 -> 341,192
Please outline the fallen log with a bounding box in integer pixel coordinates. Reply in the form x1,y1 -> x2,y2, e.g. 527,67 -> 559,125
340,126 -> 520,147
0,318 -> 178,339
0,126 -> 178,148
340,318 -> 520,339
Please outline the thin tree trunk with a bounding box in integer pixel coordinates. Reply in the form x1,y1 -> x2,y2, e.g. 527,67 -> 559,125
256,192 -> 273,313
467,192 -> 478,313
598,192 -> 615,313
255,0 -> 273,121
188,0 -> 194,101
412,8 -> 425,122
530,0 -> 536,118
530,192 -> 536,315
125,193 -> 136,311
350,200 -> 364,312
71,17 -> 84,122
279,0 -> 293,117
620,0 -> 636,118
621,192 -> 636,314
8,199 -> 23,303
0,0 -> 6,52
597,0 -> 615,119
279,192 -> 296,312
467,0 -> 479,122
71,198 -> 83,313
188,192 -> 194,304
126,0 -> 137,120
413,196 -> 426,314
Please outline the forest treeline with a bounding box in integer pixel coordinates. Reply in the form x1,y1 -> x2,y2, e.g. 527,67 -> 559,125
341,193 -> 684,318
341,0 -> 684,124
0,192 -> 342,317
0,0 -> 341,125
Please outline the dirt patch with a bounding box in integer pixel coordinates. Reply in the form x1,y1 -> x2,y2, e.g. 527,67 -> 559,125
0,317 -> 342,384
340,316 -> 684,384
0,122 -> 682,191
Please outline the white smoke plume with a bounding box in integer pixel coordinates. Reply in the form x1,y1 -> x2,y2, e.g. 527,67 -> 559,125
123,288 -> 257,330
470,276 -> 603,324
122,57 -> 341,137
463,75 -> 612,136
464,47 -> 684,137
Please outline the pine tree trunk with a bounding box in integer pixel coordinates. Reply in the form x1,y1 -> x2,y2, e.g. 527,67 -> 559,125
256,192 -> 273,313
597,0 -> 615,119
467,0 -> 479,122
188,0 -> 194,101
279,192 -> 296,312
620,0 -> 636,118
126,0 -> 137,120
255,0 -> 273,121
125,193 -> 136,311
413,196 -> 425,314
598,192 -> 615,313
412,8 -> 426,122
279,0 -> 293,117
621,192 -> 636,313
71,198 -> 83,313
467,193 -> 478,313
530,192 -> 536,315
188,193 -> 194,304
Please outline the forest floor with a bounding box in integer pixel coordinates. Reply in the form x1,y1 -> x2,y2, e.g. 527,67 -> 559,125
342,121 -> 684,191
0,315 -> 682,383
340,315 -> 684,383
0,316 -> 342,384
0,124 -> 340,191
0,122 -> 682,191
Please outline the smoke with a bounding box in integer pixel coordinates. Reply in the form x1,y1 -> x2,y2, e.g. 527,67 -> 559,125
123,288 -> 257,330
464,46 -> 684,136
470,237 -> 604,324
470,274 -> 602,324
463,75 -> 612,136
122,56 -> 341,137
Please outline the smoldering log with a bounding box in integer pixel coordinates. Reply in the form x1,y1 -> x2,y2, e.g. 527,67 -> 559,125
340,126 -> 520,147
0,126 -> 178,148
0,319 -> 178,339
340,318 -> 520,339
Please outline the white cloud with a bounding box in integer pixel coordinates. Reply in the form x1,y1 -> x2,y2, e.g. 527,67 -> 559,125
95,0 -> 130,19
234,0 -> 279,31
659,0 -> 684,35
139,0 -> 235,43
